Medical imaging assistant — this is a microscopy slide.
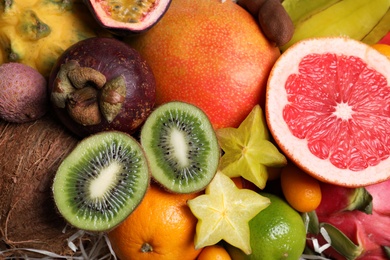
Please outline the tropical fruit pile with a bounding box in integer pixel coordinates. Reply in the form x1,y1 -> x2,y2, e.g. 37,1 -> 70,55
0,0 -> 390,259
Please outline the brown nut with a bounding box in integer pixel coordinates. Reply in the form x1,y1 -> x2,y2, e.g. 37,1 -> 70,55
238,0 -> 294,47
237,0 -> 267,16
257,0 -> 294,47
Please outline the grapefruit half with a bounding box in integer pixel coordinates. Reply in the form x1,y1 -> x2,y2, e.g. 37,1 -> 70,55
266,37 -> 390,187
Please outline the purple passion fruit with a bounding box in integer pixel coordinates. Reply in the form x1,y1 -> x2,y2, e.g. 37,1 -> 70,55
84,0 -> 172,36
48,37 -> 156,137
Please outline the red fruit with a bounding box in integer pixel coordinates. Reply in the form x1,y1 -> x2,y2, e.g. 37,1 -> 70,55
378,31 -> 390,45
129,0 -> 280,129
315,182 -> 372,216
307,179 -> 390,259
266,37 -> 390,187
365,180 -> 390,215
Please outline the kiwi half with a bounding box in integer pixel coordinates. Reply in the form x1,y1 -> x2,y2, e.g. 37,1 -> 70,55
52,131 -> 150,232
140,101 -> 220,193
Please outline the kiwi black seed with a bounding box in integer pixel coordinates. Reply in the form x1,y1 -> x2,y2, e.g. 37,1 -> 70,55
52,131 -> 150,232
140,101 -> 220,193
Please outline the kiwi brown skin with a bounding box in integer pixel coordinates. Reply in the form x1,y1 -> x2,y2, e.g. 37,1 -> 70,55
0,114 -> 86,257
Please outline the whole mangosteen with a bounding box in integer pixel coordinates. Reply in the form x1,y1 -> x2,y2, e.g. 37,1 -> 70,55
48,37 -> 156,137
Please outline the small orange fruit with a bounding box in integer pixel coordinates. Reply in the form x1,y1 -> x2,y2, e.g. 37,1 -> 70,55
371,43 -> 390,59
108,183 -> 202,260
280,163 -> 322,212
197,245 -> 232,260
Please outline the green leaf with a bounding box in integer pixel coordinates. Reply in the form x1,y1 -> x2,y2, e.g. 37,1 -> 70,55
320,223 -> 363,260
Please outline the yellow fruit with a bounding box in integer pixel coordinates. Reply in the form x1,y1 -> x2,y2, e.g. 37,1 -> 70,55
226,193 -> 306,259
187,171 -> 270,255
128,0 -> 280,129
216,104 -> 287,189
108,183 -> 202,260
0,0 -> 100,77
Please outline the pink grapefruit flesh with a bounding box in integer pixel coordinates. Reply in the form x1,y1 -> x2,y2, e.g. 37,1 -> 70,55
266,37 -> 390,187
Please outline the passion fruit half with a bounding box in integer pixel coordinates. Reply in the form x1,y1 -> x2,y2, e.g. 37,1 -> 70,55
84,0 -> 172,36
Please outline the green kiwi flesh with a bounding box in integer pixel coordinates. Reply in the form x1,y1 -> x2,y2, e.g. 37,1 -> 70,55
52,131 -> 150,232
140,101 -> 220,193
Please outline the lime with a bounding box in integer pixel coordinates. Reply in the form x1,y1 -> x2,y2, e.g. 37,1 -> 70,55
226,192 -> 306,259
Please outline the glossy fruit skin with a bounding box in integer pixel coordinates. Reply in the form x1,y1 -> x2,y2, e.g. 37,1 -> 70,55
48,37 -> 156,138
280,163 -> 322,213
197,245 -> 232,260
108,183 -> 202,260
84,0 -> 172,36
128,0 -> 280,129
226,193 -> 306,259
315,182 -> 372,216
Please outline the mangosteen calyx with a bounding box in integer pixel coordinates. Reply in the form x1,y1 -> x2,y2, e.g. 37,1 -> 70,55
51,60 -> 127,126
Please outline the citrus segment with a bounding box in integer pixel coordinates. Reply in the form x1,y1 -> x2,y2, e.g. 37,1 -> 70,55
187,171 -> 271,255
266,37 -> 390,187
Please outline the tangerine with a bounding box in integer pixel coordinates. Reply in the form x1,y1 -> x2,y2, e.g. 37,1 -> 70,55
107,183 -> 202,260
197,245 -> 232,260
280,163 -> 322,212
266,37 -> 390,187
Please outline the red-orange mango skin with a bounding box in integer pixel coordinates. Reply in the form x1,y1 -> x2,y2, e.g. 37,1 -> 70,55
128,0 -> 280,129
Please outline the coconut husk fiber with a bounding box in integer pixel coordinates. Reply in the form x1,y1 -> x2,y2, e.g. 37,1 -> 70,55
0,114 -> 88,257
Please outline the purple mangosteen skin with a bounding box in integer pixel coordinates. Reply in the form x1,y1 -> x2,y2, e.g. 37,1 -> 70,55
48,37 -> 156,137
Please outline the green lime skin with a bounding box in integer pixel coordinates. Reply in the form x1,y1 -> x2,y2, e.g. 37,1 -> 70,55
227,192 -> 307,260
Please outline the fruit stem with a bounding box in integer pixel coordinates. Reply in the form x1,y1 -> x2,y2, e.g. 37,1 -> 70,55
140,242 -> 154,253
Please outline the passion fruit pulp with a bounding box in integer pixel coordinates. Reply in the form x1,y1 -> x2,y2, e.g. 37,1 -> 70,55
84,0 -> 172,36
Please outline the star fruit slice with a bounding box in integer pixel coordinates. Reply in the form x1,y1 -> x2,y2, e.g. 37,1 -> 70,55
216,104 -> 287,189
187,171 -> 271,254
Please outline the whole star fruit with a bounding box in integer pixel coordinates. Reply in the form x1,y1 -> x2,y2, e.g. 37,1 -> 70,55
187,171 -> 271,255
216,104 -> 287,189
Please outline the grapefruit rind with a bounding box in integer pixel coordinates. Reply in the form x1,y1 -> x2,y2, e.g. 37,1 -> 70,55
266,37 -> 390,187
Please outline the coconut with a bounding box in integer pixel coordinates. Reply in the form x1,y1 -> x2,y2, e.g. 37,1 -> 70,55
0,114 -> 110,257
